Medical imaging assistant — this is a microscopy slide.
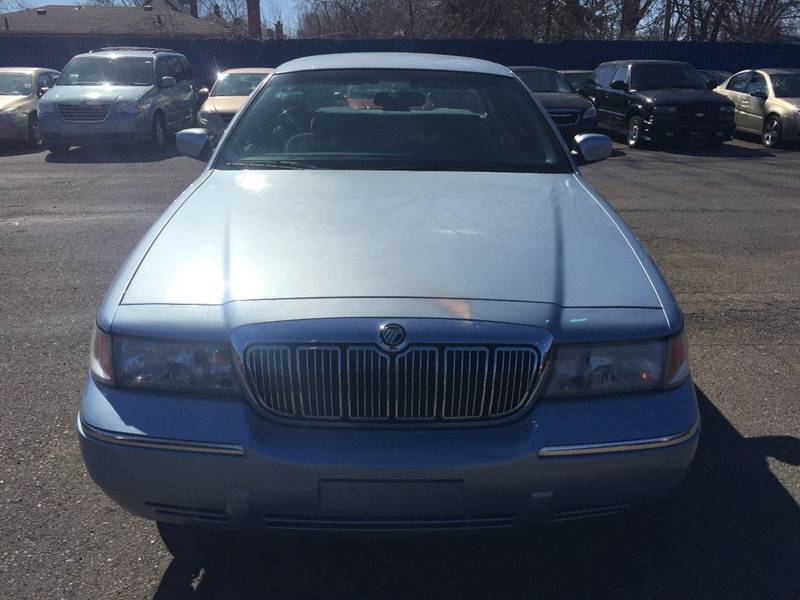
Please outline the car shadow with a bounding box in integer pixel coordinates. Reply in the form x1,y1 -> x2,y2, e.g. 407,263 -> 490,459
661,142 -> 775,158
44,142 -> 180,164
151,388 -> 800,599
0,142 -> 43,157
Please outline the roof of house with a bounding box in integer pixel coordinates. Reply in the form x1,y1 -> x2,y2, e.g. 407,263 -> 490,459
0,4 -> 229,38
275,53 -> 513,77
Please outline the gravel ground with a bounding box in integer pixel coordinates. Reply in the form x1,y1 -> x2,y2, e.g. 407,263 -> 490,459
1,137 -> 798,599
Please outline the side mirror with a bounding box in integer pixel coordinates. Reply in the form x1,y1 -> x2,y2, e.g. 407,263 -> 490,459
750,90 -> 767,100
37,86 -> 49,98
160,76 -> 176,89
574,133 -> 612,164
198,87 -> 210,97
610,80 -> 628,91
176,128 -> 211,160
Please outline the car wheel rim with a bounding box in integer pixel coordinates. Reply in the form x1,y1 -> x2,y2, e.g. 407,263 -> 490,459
764,120 -> 778,146
628,122 -> 639,145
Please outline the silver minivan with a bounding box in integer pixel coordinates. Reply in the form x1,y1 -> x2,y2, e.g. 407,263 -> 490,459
38,47 -> 199,154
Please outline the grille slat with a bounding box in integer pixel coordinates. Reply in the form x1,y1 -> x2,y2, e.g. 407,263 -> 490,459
246,344 -> 538,424
548,109 -> 582,126
58,103 -> 111,122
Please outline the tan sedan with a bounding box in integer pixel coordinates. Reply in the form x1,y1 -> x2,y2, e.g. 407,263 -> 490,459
196,68 -> 272,139
0,67 -> 59,147
715,68 -> 800,147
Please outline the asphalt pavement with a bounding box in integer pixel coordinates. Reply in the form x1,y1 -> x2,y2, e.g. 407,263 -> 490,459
1,137 -> 798,599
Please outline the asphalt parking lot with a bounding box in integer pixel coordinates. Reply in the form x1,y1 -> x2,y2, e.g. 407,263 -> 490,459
1,136 -> 799,599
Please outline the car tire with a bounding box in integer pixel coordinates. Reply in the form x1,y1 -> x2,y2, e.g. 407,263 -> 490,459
156,522 -> 230,561
46,143 -> 70,156
627,116 -> 646,149
151,112 -> 167,152
762,115 -> 783,148
27,114 -> 44,149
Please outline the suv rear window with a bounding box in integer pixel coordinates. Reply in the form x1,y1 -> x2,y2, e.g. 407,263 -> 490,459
216,69 -> 570,173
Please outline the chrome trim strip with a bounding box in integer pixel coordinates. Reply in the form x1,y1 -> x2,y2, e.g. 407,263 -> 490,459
538,420 -> 700,457
79,418 -> 244,456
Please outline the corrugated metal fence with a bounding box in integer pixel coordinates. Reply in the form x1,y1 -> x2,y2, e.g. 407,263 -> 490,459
1,35 -> 798,84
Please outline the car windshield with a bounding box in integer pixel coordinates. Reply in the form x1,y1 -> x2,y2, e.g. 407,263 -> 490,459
216,69 -> 568,173
57,56 -> 154,86
631,64 -> 706,90
0,73 -> 33,95
212,72 -> 268,97
771,73 -> 800,98
516,69 -> 573,93
562,72 -> 592,89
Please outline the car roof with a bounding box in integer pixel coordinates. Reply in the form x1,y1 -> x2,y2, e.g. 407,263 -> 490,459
220,67 -> 274,75
757,67 -> 800,75
79,47 -> 184,58
510,65 -> 556,72
599,59 -> 692,67
0,67 -> 57,74
560,69 -> 592,73
274,53 -> 513,77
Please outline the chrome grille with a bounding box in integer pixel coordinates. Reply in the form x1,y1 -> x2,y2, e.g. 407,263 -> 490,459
548,109 -> 582,126
296,346 -> 342,419
244,344 -> 539,424
58,102 -> 111,122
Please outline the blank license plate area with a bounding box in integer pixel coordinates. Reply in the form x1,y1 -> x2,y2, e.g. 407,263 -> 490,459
319,480 -> 465,515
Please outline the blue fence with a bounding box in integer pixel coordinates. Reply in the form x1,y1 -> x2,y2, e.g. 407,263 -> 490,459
1,35 -> 798,85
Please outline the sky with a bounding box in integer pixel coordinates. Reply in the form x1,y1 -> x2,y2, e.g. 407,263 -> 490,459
22,0 -> 299,29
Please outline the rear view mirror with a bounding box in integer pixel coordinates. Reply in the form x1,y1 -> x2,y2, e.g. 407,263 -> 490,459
176,128 -> 211,160
574,133 -> 612,164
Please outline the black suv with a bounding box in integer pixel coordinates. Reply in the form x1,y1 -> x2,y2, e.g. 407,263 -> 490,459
581,60 -> 736,148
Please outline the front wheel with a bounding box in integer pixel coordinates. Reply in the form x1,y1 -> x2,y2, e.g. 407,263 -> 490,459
151,112 -> 167,151
627,116 -> 646,149
27,114 -> 44,148
762,116 -> 783,148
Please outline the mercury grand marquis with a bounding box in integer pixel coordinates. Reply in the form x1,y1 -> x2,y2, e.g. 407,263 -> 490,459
78,53 -> 699,555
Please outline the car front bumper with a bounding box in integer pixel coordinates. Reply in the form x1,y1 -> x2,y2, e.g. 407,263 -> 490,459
78,376 -> 699,533
643,116 -> 735,143
38,112 -> 151,145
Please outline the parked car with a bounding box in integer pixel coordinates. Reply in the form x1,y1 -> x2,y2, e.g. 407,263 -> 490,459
560,69 -> 594,91
714,68 -> 800,148
698,69 -> 732,89
197,67 -> 272,140
582,60 -> 735,148
79,52 -> 697,556
0,67 -> 59,148
38,47 -> 198,154
511,66 -> 597,144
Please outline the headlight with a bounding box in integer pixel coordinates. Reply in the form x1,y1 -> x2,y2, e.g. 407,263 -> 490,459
115,100 -> 145,114
89,326 -> 238,393
544,332 -> 689,398
652,106 -> 677,113
37,102 -> 55,114
719,104 -> 735,113
582,105 -> 597,120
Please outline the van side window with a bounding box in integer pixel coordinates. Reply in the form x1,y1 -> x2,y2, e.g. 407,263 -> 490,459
168,57 -> 186,82
611,65 -> 629,87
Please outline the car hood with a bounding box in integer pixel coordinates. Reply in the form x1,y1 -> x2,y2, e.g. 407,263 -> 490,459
638,87 -> 731,105
41,85 -> 149,104
534,92 -> 593,112
0,95 -> 31,111
201,96 -> 247,114
122,170 -> 662,309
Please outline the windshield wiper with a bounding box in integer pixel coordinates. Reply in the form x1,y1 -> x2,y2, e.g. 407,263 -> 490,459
224,160 -> 322,170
